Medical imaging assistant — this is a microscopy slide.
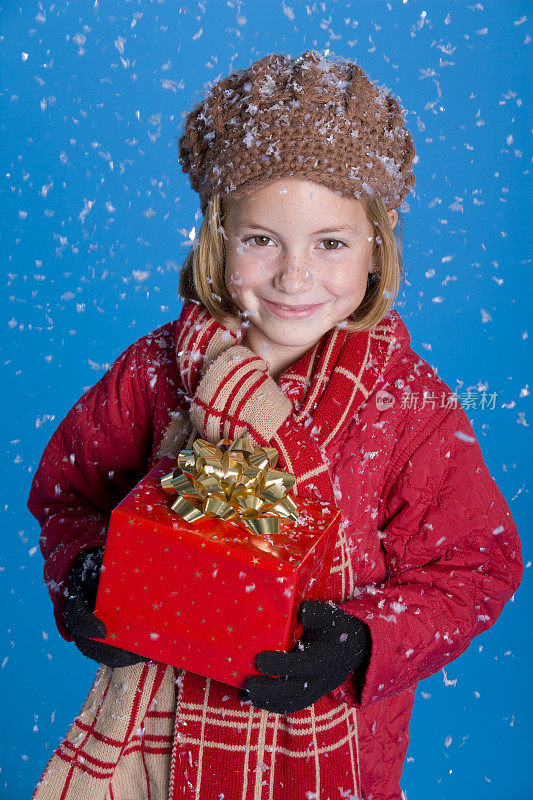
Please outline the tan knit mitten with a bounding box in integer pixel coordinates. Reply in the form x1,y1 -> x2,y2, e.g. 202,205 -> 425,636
189,345 -> 293,445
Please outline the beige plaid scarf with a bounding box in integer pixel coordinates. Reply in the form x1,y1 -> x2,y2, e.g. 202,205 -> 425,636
33,301 -> 400,800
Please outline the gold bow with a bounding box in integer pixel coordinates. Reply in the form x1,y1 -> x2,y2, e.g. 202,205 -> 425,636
160,437 -> 299,537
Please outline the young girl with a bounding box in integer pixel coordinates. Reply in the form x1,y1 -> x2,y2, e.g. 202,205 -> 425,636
28,50 -> 523,800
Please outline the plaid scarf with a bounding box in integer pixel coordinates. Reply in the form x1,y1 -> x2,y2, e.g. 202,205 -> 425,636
33,301 -> 400,800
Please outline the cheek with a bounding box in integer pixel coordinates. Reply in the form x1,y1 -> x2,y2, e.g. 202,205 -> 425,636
225,265 -> 260,306
226,253 -> 268,291
225,265 -> 245,290
324,270 -> 366,298
321,266 -> 370,314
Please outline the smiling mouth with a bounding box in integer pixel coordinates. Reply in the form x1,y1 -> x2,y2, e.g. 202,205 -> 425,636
260,298 -> 326,319
262,299 -> 325,310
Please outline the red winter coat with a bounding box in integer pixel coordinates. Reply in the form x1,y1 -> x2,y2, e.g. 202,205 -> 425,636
27,308 -> 523,800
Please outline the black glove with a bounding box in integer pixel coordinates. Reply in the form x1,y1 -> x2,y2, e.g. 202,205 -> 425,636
237,600 -> 372,714
64,547 -> 150,669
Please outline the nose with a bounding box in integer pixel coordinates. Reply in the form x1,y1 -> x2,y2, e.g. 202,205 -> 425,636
274,257 -> 313,294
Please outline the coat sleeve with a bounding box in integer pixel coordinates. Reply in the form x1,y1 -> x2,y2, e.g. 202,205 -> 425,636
331,404 -> 524,709
27,340 -> 156,640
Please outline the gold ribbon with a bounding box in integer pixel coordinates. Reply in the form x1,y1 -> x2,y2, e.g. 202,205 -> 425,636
160,437 -> 299,537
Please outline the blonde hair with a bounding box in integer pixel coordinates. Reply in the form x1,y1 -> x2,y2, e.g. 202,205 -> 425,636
178,193 -> 405,332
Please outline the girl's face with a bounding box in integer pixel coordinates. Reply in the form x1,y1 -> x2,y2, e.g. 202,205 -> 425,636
223,178 -> 396,377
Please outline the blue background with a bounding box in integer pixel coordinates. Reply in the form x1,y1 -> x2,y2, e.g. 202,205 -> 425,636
1,0 -> 531,797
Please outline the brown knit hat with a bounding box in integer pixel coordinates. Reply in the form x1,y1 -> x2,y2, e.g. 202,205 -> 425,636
178,49 -> 416,214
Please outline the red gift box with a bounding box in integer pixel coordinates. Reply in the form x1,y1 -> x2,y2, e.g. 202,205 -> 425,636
93,454 -> 340,689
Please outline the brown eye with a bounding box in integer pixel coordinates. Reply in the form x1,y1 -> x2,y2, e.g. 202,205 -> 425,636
322,239 -> 343,250
251,235 -> 270,246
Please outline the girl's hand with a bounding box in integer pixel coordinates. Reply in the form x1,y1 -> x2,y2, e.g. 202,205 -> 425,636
189,345 -> 293,445
237,601 -> 372,715
64,548 -> 150,669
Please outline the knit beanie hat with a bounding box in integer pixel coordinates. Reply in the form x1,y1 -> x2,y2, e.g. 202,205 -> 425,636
178,49 -> 416,214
